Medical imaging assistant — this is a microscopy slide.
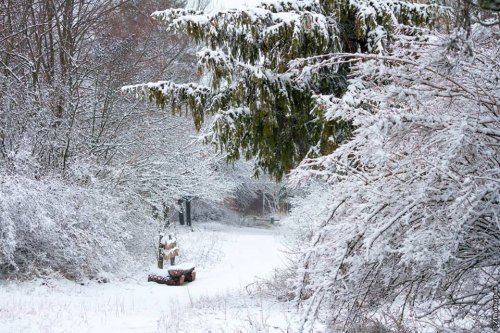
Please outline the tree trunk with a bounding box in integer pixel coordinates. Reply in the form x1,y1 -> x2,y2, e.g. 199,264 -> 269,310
157,233 -> 164,269
186,199 -> 191,226
178,199 -> 185,225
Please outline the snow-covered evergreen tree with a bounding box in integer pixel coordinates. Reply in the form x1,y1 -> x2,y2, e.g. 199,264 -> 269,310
124,0 -> 445,180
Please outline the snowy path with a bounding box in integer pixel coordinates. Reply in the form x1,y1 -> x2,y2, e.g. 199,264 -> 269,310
0,224 -> 289,333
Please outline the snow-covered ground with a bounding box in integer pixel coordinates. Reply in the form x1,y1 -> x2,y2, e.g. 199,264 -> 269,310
0,223 -> 295,333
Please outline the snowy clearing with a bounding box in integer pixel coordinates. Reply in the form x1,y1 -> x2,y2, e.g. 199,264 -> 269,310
0,223 -> 294,333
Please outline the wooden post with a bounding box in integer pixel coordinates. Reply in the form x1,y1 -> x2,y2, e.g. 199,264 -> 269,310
157,233 -> 164,269
186,199 -> 192,227
178,199 -> 185,225
169,234 -> 175,265
163,204 -> 170,227
493,287 -> 499,329
262,190 -> 265,215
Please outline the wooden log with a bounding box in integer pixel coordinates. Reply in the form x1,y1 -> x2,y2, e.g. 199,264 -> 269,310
147,274 -> 169,284
168,266 -> 195,278
147,274 -> 185,286
168,275 -> 185,286
185,271 -> 196,282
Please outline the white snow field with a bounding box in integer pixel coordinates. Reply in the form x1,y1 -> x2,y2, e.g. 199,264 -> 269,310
0,223 -> 295,333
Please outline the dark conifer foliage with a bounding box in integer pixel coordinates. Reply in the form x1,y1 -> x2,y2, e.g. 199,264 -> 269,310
126,0 -> 445,180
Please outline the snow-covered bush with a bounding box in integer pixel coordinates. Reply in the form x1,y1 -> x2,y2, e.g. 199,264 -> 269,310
289,23 -> 499,332
187,199 -> 235,222
283,182 -> 334,243
0,171 -> 156,279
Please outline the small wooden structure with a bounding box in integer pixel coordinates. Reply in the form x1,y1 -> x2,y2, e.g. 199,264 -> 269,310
157,233 -> 178,269
163,235 -> 179,264
150,232 -> 195,286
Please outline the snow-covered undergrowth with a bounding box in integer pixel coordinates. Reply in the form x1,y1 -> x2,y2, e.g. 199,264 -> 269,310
0,223 -> 290,332
0,172 -> 156,279
156,289 -> 295,333
285,24 -> 499,332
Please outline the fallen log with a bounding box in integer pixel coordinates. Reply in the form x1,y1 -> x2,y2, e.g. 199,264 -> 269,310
147,274 -> 185,286
185,271 -> 196,282
148,262 -> 196,286
168,267 -> 195,278
168,263 -> 196,282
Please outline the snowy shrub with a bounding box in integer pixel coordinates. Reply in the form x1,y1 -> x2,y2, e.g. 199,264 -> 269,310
283,182 -> 335,243
188,199 -> 235,222
290,24 -> 499,332
345,320 -> 394,333
0,171 -> 156,279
